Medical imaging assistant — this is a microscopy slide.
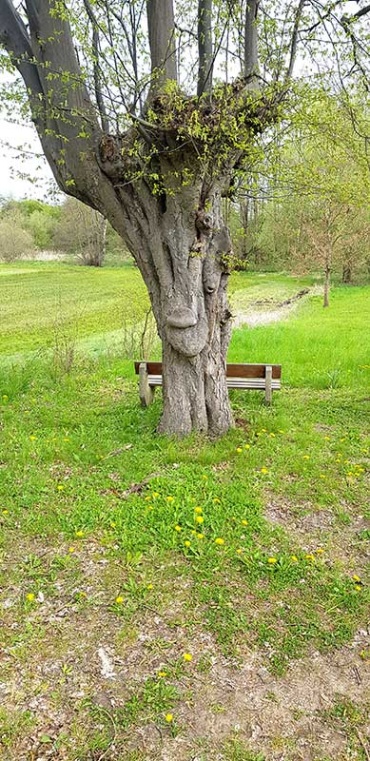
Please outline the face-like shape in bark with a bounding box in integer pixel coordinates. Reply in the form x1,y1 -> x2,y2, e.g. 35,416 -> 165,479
165,304 -> 209,357
163,224 -> 232,357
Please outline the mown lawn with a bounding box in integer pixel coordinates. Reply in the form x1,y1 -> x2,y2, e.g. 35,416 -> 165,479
0,265 -> 369,761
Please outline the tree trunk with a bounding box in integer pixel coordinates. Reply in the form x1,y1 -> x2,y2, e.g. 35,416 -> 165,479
143,187 -> 234,437
342,261 -> 352,284
323,263 -> 331,307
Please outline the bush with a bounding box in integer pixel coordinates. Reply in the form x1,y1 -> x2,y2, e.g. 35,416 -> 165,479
0,218 -> 35,261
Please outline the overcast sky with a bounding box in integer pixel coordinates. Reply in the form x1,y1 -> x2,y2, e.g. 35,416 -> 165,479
0,117 -> 58,201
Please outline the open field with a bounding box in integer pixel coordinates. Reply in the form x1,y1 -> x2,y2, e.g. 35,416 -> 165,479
0,263 -> 369,760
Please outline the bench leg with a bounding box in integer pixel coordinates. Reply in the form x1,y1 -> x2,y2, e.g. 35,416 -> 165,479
265,365 -> 272,405
139,362 -> 155,407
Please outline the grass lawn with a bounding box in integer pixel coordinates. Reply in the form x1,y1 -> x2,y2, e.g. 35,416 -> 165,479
0,264 -> 369,760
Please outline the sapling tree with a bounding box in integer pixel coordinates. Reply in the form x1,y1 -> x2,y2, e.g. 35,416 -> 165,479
0,0 -> 369,434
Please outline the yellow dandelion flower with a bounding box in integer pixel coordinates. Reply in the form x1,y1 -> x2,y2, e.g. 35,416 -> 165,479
183,653 -> 193,662
166,496 -> 174,503
315,548 -> 324,554
215,537 -> 225,546
165,713 -> 174,723
355,585 -> 362,592
68,547 -> 75,553
194,506 -> 203,514
290,555 -> 298,562
152,492 -> 160,498
57,485 -> 64,491
29,435 -> 37,441
236,447 -> 243,453
145,495 -> 151,501
174,525 -> 182,532
241,519 -> 248,526
158,671 -> 167,678
267,557 -> 277,564
75,530 -> 84,538
353,574 -> 361,582
2,509 -> 8,515
245,443 -> 251,449
236,548 -> 243,554
184,540 -> 191,548
305,554 -> 315,561
26,593 -> 35,602
260,467 -> 269,474
196,533 -> 204,539
303,455 -> 310,460
195,515 -> 204,524
115,596 -> 124,604
147,584 -> 153,590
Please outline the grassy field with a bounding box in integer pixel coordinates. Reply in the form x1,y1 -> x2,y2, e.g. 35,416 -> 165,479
0,263 -> 369,761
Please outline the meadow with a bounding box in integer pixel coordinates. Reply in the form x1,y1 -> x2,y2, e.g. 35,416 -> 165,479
0,262 -> 369,761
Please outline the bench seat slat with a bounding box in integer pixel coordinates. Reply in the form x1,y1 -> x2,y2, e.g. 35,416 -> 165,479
135,361 -> 281,379
146,375 -> 281,390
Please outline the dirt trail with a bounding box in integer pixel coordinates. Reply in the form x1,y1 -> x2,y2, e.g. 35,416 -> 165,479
233,285 -> 322,328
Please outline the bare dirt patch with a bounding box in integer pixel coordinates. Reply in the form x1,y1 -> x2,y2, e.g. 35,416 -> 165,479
265,494 -> 370,574
232,286 -> 322,329
1,536 -> 369,760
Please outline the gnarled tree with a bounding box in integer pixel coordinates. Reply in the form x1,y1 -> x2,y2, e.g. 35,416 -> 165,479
0,0 -> 369,435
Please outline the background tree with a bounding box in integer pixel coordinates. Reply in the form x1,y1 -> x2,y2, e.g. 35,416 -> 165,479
242,89 -> 370,296
54,197 -> 107,266
0,0 -> 369,434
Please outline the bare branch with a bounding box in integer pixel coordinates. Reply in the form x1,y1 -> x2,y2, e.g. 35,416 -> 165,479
244,0 -> 259,80
284,0 -> 306,83
197,0 -> 213,96
83,0 -> 110,132
0,0 -> 43,100
146,0 -> 177,91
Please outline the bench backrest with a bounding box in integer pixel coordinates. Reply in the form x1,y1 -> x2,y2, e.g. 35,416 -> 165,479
134,361 -> 282,379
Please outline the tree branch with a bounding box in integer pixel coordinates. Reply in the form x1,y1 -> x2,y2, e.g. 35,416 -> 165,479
197,0 -> 213,97
0,0 -> 43,101
83,0 -> 110,132
146,0 -> 177,91
284,0 -> 306,83
244,0 -> 259,81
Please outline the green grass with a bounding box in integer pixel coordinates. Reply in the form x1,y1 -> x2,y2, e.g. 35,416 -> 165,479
0,263 -> 369,760
229,285 -> 370,389
0,260 -> 149,356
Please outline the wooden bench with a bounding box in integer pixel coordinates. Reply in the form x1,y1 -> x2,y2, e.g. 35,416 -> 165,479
134,361 -> 282,407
